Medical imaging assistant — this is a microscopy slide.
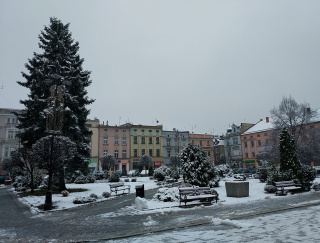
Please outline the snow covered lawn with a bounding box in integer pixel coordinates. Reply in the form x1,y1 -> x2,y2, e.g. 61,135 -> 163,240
13,177 -> 320,214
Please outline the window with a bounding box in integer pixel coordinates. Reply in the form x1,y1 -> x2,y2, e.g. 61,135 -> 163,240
141,149 -> 145,156
252,152 -> 255,158
257,134 -> 260,137
149,149 -> 153,156
133,136 -> 137,144
167,139 -> 171,146
4,146 -> 10,157
251,141 -> 254,147
103,150 -> 108,156
156,137 -> 160,144
122,137 -> 126,145
216,148 -> 219,153
200,141 -> 202,146
246,153 -> 248,158
6,118 -> 10,123
233,137 -> 238,145
167,149 -> 171,157
265,139 -> 269,145
103,137 -> 108,144
114,137 -> 119,145
245,142 -> 247,147
149,137 -> 152,144
258,140 -> 261,146
156,149 -> 160,157
207,141 -> 210,146
134,149 -> 138,157
7,130 -> 15,139
141,136 -> 145,144
122,150 -> 127,158
192,140 -> 194,144
114,150 -> 119,158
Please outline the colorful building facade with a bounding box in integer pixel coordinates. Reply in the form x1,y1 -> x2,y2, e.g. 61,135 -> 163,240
130,125 -> 163,170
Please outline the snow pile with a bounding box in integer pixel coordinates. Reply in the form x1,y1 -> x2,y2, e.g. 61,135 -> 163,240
211,217 -> 250,228
143,216 -> 157,226
135,197 -> 148,210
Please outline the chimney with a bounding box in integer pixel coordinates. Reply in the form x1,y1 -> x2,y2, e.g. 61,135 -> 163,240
266,117 -> 269,123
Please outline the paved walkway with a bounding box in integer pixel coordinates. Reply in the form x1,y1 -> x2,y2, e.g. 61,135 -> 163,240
1,186 -> 320,242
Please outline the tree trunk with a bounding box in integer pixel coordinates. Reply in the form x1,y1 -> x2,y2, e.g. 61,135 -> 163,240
58,168 -> 67,191
44,170 -> 53,211
30,170 -> 34,193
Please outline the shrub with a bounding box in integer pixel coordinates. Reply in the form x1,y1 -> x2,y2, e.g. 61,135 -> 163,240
264,185 -> 277,193
61,190 -> 69,197
153,187 -> 180,202
102,192 -> 111,198
109,171 -> 121,182
298,164 -> 316,191
124,178 -> 129,182
74,175 -> 87,184
89,193 -> 99,199
131,178 -> 137,182
153,166 -> 171,181
215,164 -> 233,178
94,171 -> 109,180
73,196 -> 96,204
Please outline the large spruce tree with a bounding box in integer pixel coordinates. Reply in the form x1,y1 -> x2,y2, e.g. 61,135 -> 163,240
16,17 -> 94,177
279,127 -> 301,178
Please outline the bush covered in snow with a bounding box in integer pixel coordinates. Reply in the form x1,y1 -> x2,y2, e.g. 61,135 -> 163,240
109,171 -> 121,182
215,164 -> 233,178
102,192 -> 111,198
153,166 -> 172,181
94,171 -> 109,180
11,171 -> 43,190
89,193 -> 99,199
74,173 -> 95,184
153,187 -> 180,202
298,164 -> 316,191
180,144 -> 212,187
264,185 -> 277,193
61,190 -> 69,197
73,196 -> 97,204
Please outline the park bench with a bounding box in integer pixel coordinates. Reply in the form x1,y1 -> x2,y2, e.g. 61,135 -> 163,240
109,182 -> 131,196
179,187 -> 218,207
275,180 -> 302,196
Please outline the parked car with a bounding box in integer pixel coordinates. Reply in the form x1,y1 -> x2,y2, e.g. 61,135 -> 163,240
0,175 -> 9,184
128,170 -> 139,177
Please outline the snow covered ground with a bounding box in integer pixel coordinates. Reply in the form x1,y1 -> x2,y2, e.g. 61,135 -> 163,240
10,177 -> 320,242
15,176 -> 283,213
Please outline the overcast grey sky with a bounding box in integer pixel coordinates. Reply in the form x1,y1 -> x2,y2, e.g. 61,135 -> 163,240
1,0 -> 320,135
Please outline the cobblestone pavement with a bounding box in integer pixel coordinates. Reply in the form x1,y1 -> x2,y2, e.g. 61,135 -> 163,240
1,187 -> 320,242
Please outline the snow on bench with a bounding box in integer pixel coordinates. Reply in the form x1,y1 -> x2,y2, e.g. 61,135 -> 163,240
275,180 -> 302,195
109,182 -> 131,196
179,187 -> 218,207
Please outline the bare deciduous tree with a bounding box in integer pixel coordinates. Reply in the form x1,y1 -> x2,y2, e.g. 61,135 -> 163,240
271,96 -> 320,164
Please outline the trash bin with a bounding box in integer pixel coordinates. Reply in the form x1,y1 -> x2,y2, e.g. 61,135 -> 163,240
135,184 -> 145,198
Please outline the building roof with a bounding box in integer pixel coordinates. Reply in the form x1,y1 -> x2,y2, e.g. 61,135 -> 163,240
242,117 -> 274,135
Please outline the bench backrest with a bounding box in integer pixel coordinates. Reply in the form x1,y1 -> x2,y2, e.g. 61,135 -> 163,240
179,187 -> 211,195
109,182 -> 124,188
275,181 -> 295,186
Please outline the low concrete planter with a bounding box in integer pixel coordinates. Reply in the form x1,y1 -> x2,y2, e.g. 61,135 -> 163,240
225,181 -> 249,197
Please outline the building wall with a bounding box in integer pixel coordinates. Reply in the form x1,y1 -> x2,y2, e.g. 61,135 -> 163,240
86,119 -> 100,173
241,118 -> 273,168
162,130 -> 189,165
130,125 -> 163,170
0,108 -> 21,175
189,133 -> 214,163
99,124 -> 131,174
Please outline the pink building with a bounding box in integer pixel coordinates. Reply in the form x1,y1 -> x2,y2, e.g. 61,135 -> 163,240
98,123 -> 131,174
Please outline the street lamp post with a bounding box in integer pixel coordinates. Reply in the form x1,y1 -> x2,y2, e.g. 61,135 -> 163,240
43,62 -> 68,211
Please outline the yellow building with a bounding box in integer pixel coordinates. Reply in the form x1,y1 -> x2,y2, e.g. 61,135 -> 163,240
130,125 -> 163,170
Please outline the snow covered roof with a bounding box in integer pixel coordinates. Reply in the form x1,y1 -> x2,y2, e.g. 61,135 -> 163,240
242,117 -> 274,135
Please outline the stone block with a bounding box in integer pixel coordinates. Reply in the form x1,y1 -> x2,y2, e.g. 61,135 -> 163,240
225,181 -> 249,197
